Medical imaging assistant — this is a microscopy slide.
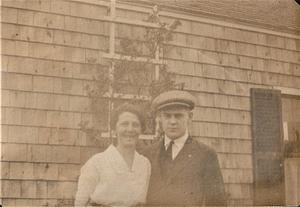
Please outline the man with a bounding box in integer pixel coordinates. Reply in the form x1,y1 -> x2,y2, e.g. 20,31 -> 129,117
145,90 -> 227,206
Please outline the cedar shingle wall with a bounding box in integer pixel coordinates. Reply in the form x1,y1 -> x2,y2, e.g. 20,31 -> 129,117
1,0 -> 300,206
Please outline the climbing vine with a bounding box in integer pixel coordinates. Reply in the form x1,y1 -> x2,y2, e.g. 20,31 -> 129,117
80,5 -> 182,144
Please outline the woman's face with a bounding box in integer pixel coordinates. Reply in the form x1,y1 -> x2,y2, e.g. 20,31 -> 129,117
115,111 -> 142,148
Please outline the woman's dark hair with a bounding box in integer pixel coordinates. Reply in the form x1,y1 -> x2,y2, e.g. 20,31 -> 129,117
111,102 -> 146,132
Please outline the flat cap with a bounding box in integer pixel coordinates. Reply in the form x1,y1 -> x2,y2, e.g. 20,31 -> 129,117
151,90 -> 196,111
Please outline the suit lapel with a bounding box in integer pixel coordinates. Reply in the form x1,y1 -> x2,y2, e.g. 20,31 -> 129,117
149,137 -> 196,200
165,137 -> 195,185
150,140 -> 165,189
151,140 -> 163,177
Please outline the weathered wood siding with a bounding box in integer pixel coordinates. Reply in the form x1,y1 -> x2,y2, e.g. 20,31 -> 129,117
1,0 -> 300,206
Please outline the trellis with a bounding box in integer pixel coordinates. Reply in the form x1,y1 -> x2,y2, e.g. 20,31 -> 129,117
100,0 -> 165,139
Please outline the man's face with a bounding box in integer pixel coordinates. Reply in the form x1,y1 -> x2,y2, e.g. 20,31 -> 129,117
159,106 -> 192,140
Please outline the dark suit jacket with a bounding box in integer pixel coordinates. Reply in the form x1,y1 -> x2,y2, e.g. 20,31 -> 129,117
143,137 -> 227,206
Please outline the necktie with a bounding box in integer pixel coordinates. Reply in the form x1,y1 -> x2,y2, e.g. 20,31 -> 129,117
166,140 -> 174,160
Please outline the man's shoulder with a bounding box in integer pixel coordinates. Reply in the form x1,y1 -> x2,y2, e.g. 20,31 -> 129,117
138,138 -> 162,158
190,137 -> 218,157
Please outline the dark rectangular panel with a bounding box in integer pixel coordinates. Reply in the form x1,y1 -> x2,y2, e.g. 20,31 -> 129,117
251,88 -> 285,205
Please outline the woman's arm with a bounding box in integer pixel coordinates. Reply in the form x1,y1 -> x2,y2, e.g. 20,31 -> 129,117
75,159 -> 100,206
141,159 -> 152,204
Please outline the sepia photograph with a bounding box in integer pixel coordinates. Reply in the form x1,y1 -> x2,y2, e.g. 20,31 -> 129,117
1,0 -> 300,206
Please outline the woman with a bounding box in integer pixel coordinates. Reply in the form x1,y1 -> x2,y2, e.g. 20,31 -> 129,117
75,103 -> 151,207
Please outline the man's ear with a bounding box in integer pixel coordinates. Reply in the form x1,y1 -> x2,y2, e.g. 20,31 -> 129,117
156,111 -> 161,120
111,129 -> 116,137
188,111 -> 193,119
155,114 -> 161,124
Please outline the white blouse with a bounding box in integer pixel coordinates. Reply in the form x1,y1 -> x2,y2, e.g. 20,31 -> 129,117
75,145 -> 151,207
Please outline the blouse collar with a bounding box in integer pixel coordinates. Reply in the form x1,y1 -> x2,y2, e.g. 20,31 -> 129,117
106,144 -> 140,173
